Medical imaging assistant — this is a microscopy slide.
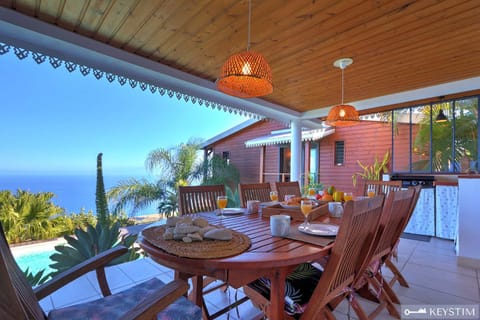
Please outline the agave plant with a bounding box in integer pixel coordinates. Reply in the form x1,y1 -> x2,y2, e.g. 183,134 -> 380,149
23,267 -> 52,286
49,221 -> 141,276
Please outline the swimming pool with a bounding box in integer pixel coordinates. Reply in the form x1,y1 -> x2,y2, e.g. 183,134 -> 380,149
14,250 -> 56,274
12,238 -> 66,276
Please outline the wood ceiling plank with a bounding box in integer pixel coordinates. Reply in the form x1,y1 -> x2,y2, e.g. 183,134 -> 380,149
94,0 -> 140,44
56,0 -> 88,31
272,0 -> 470,75
74,0 -> 114,37
37,0 -> 63,24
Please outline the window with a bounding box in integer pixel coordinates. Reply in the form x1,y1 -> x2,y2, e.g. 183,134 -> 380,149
334,141 -> 345,166
222,151 -> 230,165
373,95 -> 479,174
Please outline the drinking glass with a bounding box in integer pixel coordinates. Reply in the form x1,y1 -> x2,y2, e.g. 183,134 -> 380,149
308,188 -> 316,197
367,186 -> 375,198
344,192 -> 353,201
269,191 -> 278,202
300,199 -> 313,228
216,195 -> 228,218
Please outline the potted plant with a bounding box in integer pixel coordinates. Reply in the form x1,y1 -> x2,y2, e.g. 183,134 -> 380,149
352,150 -> 390,187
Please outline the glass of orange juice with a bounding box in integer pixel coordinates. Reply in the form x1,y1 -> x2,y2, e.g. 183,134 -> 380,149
308,188 -> 316,197
301,199 -> 313,228
217,195 -> 228,217
269,191 -> 278,202
344,192 -> 353,201
367,186 -> 375,198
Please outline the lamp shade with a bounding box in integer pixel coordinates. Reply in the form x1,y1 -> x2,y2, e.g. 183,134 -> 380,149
326,104 -> 360,126
217,51 -> 273,98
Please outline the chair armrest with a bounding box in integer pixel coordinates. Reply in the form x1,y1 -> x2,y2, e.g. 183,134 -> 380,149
119,280 -> 189,320
34,246 -> 128,300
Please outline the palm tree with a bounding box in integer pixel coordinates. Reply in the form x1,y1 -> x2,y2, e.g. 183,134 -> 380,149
413,101 -> 477,172
107,139 -> 202,217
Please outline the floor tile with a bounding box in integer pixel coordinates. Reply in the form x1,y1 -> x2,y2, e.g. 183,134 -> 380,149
48,274 -> 101,309
37,237 -> 480,319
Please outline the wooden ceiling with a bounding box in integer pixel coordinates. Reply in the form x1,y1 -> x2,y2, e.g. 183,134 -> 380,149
1,0 -> 479,114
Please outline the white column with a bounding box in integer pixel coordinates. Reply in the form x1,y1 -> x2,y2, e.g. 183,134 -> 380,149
290,120 -> 302,183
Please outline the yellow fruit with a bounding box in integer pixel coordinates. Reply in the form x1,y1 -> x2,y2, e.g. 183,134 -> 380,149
327,185 -> 336,195
333,191 -> 344,202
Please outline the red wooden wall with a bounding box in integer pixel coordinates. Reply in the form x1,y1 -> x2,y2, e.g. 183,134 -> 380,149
204,119 -> 412,195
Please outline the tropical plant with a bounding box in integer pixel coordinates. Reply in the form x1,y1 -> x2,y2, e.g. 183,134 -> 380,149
199,154 -> 240,188
107,140 -> 202,217
413,102 -> 478,172
301,173 -> 324,195
96,153 -> 110,227
352,150 -> 390,187
49,221 -> 140,276
23,267 -> 51,286
0,190 -> 64,243
225,185 -> 240,207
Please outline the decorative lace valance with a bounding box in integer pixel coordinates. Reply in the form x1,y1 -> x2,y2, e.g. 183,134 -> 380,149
0,42 -> 263,120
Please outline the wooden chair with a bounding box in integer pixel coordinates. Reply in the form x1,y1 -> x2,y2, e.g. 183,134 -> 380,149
238,182 -> 272,207
385,185 -> 422,289
363,180 -> 402,197
344,188 -> 416,319
178,184 -> 226,215
177,184 -> 247,319
244,195 -> 385,319
275,181 -> 302,201
0,223 -> 201,320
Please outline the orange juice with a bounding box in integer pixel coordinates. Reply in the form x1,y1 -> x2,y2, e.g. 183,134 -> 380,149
367,190 -> 375,198
217,197 -> 228,209
308,188 -> 316,196
344,192 -> 353,201
270,191 -> 278,201
300,200 -> 313,217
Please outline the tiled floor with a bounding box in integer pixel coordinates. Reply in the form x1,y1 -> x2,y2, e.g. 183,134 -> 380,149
38,237 -> 480,319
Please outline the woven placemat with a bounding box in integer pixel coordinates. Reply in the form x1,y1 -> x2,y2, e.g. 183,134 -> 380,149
142,225 -> 251,259
284,224 -> 335,247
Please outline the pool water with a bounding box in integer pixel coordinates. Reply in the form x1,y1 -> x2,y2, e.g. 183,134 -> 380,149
14,249 -> 57,275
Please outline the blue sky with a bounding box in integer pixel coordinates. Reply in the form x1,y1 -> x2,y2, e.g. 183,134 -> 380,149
0,51 -> 247,176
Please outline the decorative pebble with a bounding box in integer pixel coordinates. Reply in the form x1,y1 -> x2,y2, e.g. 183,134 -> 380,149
204,228 -> 233,241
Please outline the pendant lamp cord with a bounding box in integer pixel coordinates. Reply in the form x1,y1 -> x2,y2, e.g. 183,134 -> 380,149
247,0 -> 251,51
341,67 -> 345,104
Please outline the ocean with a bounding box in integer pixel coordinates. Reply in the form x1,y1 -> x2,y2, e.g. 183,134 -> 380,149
0,174 -> 158,217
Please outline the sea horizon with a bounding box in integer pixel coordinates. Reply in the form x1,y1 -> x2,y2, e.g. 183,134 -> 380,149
0,173 -> 159,217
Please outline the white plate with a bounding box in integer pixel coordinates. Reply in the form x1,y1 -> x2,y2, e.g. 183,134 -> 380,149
279,203 -> 300,209
279,201 -> 319,209
298,223 -> 339,236
221,208 -> 245,215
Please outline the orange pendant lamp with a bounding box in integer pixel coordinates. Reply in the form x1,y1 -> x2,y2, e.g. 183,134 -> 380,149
327,58 -> 360,126
216,0 -> 272,98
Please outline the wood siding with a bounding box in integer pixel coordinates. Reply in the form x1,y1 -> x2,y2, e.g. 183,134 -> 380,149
205,120 -> 285,185
204,120 -> 413,195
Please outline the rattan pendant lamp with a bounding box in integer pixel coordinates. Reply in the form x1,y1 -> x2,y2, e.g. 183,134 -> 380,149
216,0 -> 272,98
327,58 -> 360,126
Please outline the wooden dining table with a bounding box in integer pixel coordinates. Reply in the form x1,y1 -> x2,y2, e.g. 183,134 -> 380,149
138,209 -> 336,320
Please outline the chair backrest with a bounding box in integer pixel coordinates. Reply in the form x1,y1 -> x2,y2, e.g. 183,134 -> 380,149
0,223 -> 45,320
238,183 -> 272,207
178,185 -> 226,215
363,180 -> 402,196
275,181 -> 301,201
301,195 -> 385,319
372,188 -> 416,260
